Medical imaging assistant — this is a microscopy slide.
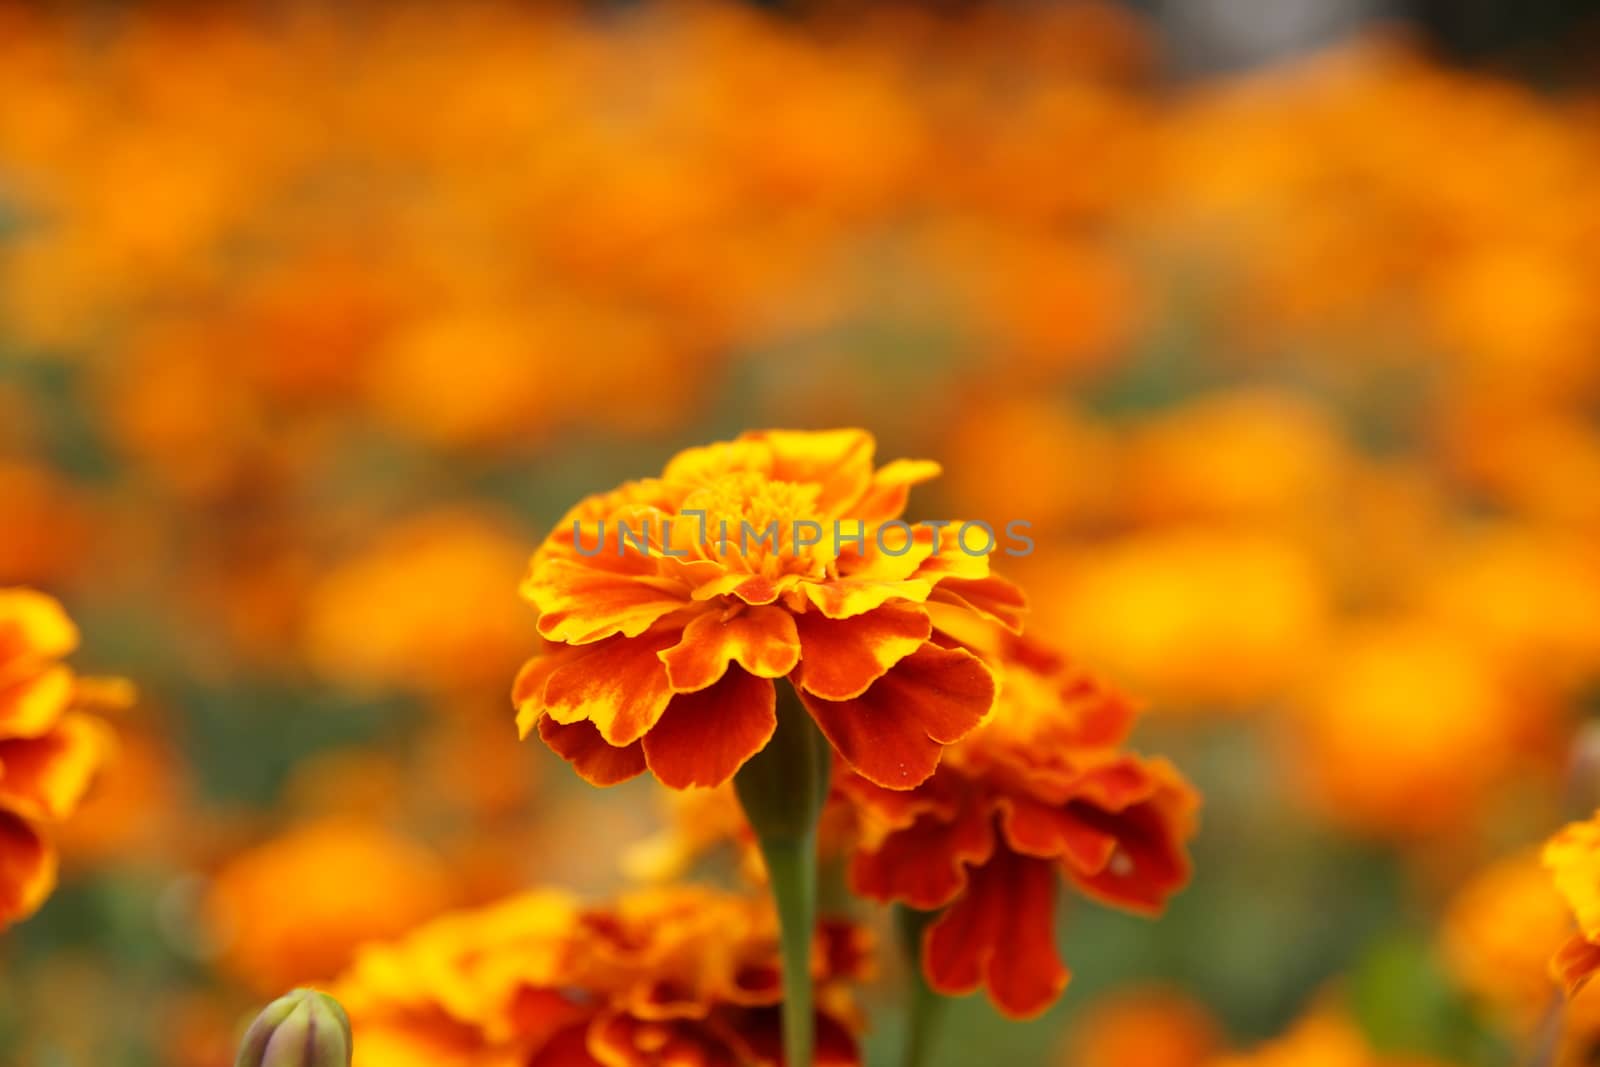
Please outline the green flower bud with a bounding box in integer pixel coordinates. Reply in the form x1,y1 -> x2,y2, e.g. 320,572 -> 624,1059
235,989 -> 353,1067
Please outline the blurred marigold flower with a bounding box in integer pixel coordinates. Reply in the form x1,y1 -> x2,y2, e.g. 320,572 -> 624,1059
0,588 -> 121,928
204,817 -> 456,994
513,429 -> 1022,791
1544,813 -> 1600,996
1065,986 -> 1220,1067
839,619 -> 1197,1018
335,885 -> 869,1067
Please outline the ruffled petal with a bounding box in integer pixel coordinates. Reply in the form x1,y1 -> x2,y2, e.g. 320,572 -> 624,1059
923,849 -> 1067,1019
929,576 -> 1027,634
745,429 -> 876,517
853,459 -> 942,524
791,604 -> 931,701
799,645 -> 995,790
538,717 -> 647,787
1065,780 -> 1196,915
660,607 -> 800,693
641,671 -> 777,789
801,577 -> 933,620
850,798 -> 994,910
542,632 -> 680,746
995,794 -> 1118,874
529,558 -> 691,645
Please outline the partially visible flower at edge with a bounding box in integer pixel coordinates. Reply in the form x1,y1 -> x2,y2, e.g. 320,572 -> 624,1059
0,587 -> 125,928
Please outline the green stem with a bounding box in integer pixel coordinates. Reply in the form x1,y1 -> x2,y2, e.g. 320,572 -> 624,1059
735,682 -> 831,1067
897,905 -> 946,1067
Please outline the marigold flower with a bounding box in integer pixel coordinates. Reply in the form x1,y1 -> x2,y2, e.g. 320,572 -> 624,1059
335,885 -> 870,1067
0,587 -> 120,928
1543,812 -> 1600,996
839,619 -> 1197,1017
204,817 -> 457,994
513,429 -> 1022,791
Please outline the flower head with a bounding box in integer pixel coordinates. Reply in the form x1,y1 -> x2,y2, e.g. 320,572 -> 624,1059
839,618 -> 1196,1017
514,429 -> 1022,791
335,885 -> 870,1067
1543,812 -> 1600,995
1,588 -> 122,928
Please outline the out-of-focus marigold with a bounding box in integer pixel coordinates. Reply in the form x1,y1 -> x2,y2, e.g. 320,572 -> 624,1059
0,588 -> 123,928
839,617 -> 1197,1018
336,885 -> 870,1067
513,429 -> 1022,791
1543,811 -> 1600,995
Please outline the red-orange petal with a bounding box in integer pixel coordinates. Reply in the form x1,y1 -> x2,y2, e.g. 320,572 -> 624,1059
641,670 -> 777,789
995,794 -> 1119,875
659,606 -> 800,693
791,604 -> 931,701
1555,934 -> 1600,996
538,717 -> 647,787
542,632 -> 679,746
923,849 -> 1068,1019
528,1021 -> 606,1067
0,714 -> 112,823
0,809 -> 56,927
1066,791 -> 1195,915
800,645 -> 995,790
850,799 -> 994,910
530,559 -> 691,646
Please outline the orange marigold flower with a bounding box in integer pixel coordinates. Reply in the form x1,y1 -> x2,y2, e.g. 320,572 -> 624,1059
839,619 -> 1197,1018
203,816 -> 457,994
1543,812 -> 1600,996
0,588 -> 121,928
336,885 -> 871,1067
513,429 -> 1023,791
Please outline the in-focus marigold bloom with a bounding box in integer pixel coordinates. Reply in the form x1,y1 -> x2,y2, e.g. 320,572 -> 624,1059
336,885 -> 870,1067
1543,813 -> 1600,995
513,429 -> 1022,791
204,817 -> 456,994
840,618 -> 1197,1017
0,588 -> 120,928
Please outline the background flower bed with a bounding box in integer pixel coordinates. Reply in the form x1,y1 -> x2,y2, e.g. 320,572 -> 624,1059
1,2 -> 1598,1065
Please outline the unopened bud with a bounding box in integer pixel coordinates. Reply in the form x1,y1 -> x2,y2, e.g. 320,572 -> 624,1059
235,989 -> 353,1067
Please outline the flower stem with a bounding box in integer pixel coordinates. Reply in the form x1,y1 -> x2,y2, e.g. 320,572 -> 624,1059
735,682 -> 831,1067
897,905 -> 946,1067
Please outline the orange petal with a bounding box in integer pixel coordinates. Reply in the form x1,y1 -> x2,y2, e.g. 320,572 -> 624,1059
854,459 -> 942,524
800,645 -> 995,790
792,604 -> 931,701
923,849 -> 1068,1019
0,714 -> 112,822
745,429 -> 877,516
0,666 -> 75,740
659,607 -> 800,692
538,717 -> 647,787
930,576 -> 1027,634
0,809 -> 56,927
850,799 -> 994,910
801,578 -> 934,620
1555,934 -> 1600,996
513,655 -> 564,740
542,632 -> 679,746
0,589 -> 78,680
642,671 -> 776,789
529,558 -> 690,645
